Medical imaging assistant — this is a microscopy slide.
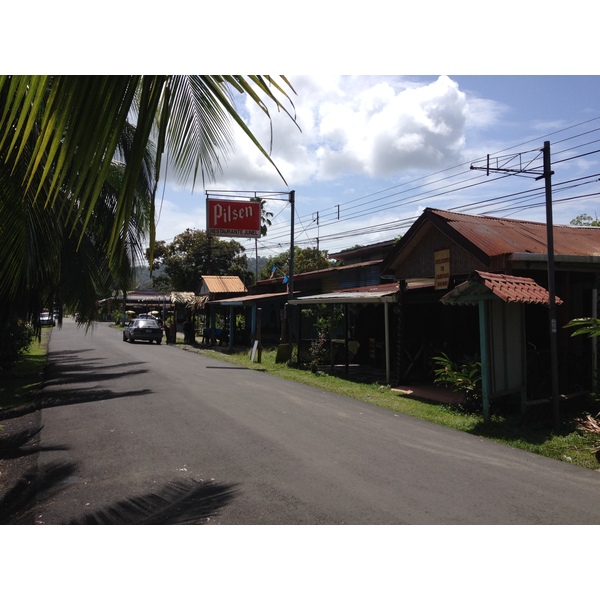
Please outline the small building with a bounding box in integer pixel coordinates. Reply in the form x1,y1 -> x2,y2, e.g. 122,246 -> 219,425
380,207 -> 600,411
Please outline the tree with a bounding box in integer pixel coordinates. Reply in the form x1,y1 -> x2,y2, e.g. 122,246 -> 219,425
0,117 -> 156,328
0,75 -> 296,326
258,246 -> 333,281
570,213 -> 600,227
147,229 -> 251,292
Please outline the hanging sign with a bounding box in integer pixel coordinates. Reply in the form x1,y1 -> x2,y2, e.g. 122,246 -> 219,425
206,198 -> 261,238
434,248 -> 450,290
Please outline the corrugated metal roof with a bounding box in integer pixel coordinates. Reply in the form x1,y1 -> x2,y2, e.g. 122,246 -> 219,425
290,290 -> 397,305
430,208 -> 600,257
441,271 -> 563,306
200,275 -> 247,294
210,291 -> 296,306
333,282 -> 399,293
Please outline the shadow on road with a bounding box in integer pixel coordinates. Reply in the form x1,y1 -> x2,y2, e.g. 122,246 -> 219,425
0,424 -> 237,525
69,479 -> 237,525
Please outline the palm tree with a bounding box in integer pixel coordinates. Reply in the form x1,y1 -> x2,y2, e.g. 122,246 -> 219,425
0,75 -> 297,326
0,116 -> 156,328
0,76 -> 295,254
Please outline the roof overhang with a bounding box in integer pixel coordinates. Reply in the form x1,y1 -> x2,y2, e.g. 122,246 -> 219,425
209,291 -> 296,307
440,270 -> 562,306
289,290 -> 397,305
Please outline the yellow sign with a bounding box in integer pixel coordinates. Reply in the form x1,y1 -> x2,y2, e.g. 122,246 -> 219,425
434,248 -> 450,290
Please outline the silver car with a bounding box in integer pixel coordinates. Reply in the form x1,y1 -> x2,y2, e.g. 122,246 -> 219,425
39,311 -> 55,327
123,318 -> 163,344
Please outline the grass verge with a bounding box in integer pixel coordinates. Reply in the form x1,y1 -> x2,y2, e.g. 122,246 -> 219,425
185,342 -> 600,471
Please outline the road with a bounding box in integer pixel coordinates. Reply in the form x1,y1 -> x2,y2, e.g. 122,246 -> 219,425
32,317 -> 600,524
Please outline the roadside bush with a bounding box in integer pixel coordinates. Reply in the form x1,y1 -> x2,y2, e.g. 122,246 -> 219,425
432,352 -> 482,412
0,320 -> 35,370
309,329 -> 329,372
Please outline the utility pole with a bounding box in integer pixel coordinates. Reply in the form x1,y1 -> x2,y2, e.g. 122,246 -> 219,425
541,141 -> 560,429
471,142 -> 560,428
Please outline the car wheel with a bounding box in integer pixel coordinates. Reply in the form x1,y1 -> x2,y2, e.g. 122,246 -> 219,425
156,339 -> 161,344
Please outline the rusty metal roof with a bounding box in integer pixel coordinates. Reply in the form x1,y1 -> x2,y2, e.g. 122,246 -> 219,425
382,208 -> 600,276
199,275 -> 247,294
428,208 -> 600,257
441,270 -> 563,306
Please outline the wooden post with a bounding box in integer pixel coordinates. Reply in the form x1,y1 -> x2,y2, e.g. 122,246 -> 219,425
257,307 -> 262,363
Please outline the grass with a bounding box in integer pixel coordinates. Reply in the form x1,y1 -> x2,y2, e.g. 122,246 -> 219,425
184,341 -> 600,471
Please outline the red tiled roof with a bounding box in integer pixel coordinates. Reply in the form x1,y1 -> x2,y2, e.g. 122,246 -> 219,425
440,270 -> 563,306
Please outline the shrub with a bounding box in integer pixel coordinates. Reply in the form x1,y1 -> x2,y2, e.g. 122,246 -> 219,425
309,329 -> 328,372
0,320 -> 35,370
432,352 -> 482,412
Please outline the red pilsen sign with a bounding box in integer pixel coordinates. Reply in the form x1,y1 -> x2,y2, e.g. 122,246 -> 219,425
206,198 -> 261,238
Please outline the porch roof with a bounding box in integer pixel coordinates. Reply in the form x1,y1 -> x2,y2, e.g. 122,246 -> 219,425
208,291 -> 297,306
289,285 -> 398,305
440,270 -> 563,306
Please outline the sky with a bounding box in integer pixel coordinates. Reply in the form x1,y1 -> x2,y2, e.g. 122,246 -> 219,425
155,74 -> 600,262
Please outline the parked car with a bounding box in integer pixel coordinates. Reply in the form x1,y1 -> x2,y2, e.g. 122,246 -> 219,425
39,311 -> 55,327
123,318 -> 163,344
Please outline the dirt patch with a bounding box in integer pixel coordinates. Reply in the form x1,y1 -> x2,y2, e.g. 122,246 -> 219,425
0,410 -> 43,524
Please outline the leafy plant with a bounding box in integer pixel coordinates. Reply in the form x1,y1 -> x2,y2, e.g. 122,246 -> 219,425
308,329 -> 328,372
0,320 -> 35,370
432,352 -> 482,411
563,317 -> 600,337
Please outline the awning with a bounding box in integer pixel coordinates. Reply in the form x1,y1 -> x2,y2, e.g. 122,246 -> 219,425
209,291 -> 296,307
440,270 -> 563,306
289,289 -> 397,305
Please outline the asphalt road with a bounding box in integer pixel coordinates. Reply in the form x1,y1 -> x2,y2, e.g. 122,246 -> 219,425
32,317 -> 600,525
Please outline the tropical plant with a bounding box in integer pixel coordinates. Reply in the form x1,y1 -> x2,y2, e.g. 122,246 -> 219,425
563,317 -> 600,338
0,320 -> 35,370
146,229 -> 251,292
258,246 -> 333,281
0,75 -> 296,329
432,352 -> 482,411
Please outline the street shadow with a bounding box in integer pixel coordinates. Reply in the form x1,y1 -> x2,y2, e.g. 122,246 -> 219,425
1,424 -> 237,525
205,366 -> 251,370
69,479 -> 237,525
43,353 -> 148,387
0,461 -> 77,524
38,388 -> 153,411
0,425 -> 69,458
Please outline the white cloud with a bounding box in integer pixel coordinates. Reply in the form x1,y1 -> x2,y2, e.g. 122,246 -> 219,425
214,75 -> 475,187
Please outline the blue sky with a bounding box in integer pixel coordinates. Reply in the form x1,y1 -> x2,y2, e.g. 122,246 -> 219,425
155,75 -> 600,261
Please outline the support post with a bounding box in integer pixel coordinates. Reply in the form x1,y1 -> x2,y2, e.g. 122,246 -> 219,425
384,301 -> 391,385
479,300 -> 491,424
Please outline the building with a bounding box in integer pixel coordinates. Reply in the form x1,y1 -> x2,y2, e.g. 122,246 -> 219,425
380,207 -> 600,415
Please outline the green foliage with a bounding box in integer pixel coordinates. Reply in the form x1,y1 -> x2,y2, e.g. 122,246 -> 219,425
146,229 -> 251,292
564,317 -> 600,338
432,352 -> 482,411
258,246 -> 333,281
570,213 -> 600,227
308,330 -> 328,372
0,320 -> 35,370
